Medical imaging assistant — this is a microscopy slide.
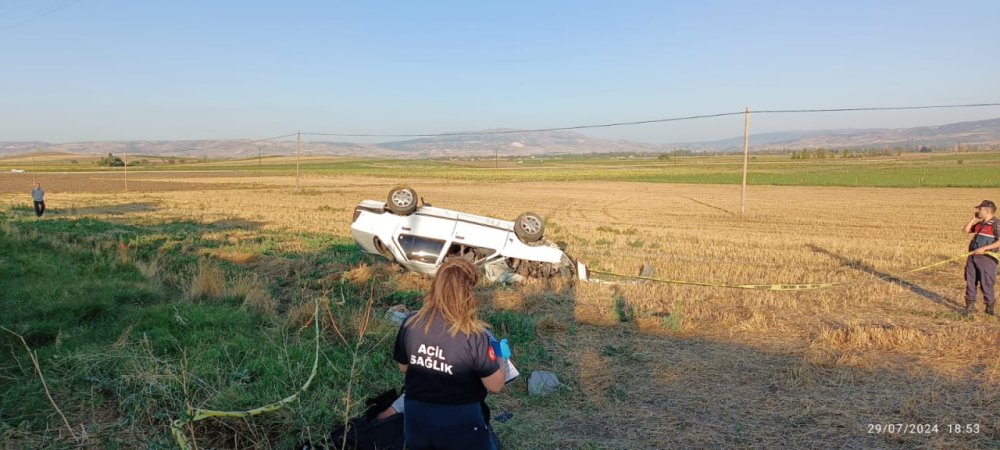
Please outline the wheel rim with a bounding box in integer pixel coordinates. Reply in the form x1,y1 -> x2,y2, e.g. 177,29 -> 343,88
391,190 -> 414,209
520,216 -> 542,235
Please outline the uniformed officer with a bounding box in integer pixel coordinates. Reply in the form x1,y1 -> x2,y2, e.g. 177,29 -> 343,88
964,199 -> 1000,316
393,258 -> 505,450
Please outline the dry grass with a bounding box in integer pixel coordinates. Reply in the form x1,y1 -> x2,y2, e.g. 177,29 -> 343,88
284,301 -> 316,330
188,258 -> 226,300
227,273 -> 276,315
115,240 -> 130,264
132,255 -> 161,281
3,173 -> 1000,448
202,243 -> 262,264
344,264 -> 374,285
393,271 -> 430,292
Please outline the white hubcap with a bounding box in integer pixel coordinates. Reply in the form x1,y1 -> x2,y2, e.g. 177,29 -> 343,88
392,190 -> 414,208
521,216 -> 541,234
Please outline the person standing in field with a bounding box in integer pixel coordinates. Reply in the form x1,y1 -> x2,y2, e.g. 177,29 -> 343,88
393,258 -> 506,450
31,182 -> 46,217
963,200 -> 1000,316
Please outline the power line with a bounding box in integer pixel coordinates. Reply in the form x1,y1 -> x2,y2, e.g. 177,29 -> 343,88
299,102 -> 1000,139
754,103 -> 1000,114
302,111 -> 747,138
0,0 -> 85,33
244,132 -> 298,144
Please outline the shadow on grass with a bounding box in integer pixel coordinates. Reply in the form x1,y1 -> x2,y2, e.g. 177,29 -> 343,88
682,196 -> 736,216
807,244 -> 963,313
485,275 -> 1000,449
70,202 -> 160,216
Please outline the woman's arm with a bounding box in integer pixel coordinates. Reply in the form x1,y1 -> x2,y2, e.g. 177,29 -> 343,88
481,359 -> 506,393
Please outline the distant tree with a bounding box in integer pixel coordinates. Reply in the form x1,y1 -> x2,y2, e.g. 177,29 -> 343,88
70,159 -> 79,164
98,153 -> 124,167
919,146 -> 932,153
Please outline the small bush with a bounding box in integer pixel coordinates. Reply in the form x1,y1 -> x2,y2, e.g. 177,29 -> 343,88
189,259 -> 226,299
229,273 -> 275,315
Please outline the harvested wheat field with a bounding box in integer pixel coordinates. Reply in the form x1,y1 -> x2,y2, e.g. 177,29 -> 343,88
2,171 -> 998,449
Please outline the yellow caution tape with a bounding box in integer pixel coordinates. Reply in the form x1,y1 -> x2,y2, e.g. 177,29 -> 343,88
589,251 -> 989,291
171,300 -> 321,450
588,271 -> 845,290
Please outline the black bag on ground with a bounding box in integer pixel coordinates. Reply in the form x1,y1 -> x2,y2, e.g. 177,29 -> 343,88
299,389 -> 404,450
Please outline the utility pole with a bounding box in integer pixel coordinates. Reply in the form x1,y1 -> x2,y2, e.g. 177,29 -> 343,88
296,131 -> 301,187
740,107 -> 750,216
123,147 -> 129,192
258,145 -> 262,166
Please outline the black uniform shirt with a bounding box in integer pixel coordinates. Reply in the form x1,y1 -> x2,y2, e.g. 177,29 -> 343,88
393,313 -> 500,405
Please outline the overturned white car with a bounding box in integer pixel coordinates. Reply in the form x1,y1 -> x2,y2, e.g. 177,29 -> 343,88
351,185 -> 586,283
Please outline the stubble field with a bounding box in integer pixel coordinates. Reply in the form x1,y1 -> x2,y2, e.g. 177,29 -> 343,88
2,169 -> 999,449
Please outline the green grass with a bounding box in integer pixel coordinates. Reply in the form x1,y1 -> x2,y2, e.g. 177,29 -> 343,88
0,210 -> 569,449
0,213 -> 402,449
13,151 -> 1000,188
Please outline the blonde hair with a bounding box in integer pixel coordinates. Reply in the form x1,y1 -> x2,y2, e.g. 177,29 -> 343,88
410,258 -> 487,336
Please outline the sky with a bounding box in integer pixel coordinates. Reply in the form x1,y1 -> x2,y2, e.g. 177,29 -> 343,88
1,0 -> 998,144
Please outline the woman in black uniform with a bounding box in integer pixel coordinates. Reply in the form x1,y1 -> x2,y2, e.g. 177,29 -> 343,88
393,258 -> 505,450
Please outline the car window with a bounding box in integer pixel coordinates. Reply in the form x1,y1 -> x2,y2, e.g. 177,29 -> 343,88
447,243 -> 497,263
398,235 -> 446,264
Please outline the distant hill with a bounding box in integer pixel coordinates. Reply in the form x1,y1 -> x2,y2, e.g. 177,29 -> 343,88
0,140 -> 396,159
378,129 -> 668,156
676,117 -> 1000,151
3,117 -> 1000,158
0,131 -> 671,159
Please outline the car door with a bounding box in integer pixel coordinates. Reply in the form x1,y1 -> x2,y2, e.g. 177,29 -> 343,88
393,213 -> 457,271
451,219 -> 507,264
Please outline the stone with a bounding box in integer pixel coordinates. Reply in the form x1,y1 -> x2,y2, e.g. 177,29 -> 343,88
527,370 -> 562,396
384,304 -> 411,326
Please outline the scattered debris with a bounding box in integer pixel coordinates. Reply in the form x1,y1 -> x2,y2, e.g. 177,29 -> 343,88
384,304 -> 412,326
483,258 -> 527,284
528,370 -> 564,396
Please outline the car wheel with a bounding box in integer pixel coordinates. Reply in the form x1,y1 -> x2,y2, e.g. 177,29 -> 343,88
514,212 -> 544,243
386,185 -> 418,215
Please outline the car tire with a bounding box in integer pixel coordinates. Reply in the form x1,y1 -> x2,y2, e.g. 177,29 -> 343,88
386,185 -> 418,215
514,212 -> 544,243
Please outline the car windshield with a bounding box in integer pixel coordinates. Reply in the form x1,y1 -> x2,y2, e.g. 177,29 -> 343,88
398,235 -> 445,264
